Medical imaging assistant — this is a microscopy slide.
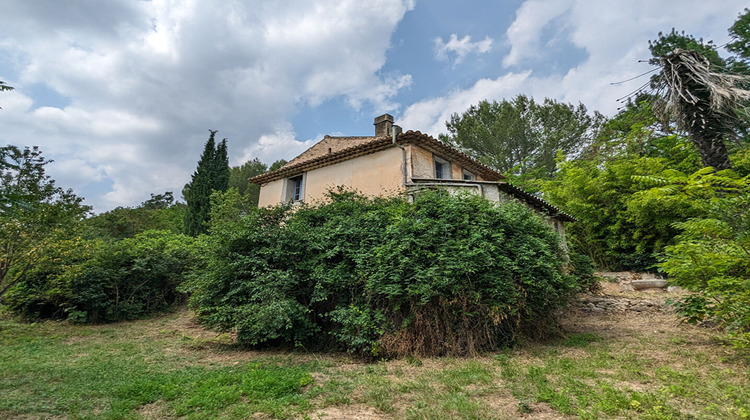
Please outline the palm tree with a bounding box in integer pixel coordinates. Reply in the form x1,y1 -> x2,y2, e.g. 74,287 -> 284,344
652,49 -> 750,170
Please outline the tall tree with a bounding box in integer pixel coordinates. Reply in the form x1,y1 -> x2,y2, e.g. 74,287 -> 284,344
229,158 -> 288,206
649,23 -> 750,170
726,8 -> 750,74
184,130 -> 230,236
229,158 -> 267,204
440,95 -> 604,180
0,145 -> 89,301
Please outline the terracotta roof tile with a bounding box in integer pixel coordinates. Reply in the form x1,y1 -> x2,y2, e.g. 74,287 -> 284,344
283,136 -> 379,167
249,130 -> 504,184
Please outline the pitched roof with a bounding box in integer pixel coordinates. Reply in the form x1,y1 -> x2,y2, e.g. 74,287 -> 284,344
282,136 -> 378,167
497,182 -> 577,222
249,130 -> 505,184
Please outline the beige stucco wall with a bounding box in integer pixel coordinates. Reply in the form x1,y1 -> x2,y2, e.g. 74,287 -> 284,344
257,178 -> 285,207
258,147 -> 406,207
304,147 -> 404,202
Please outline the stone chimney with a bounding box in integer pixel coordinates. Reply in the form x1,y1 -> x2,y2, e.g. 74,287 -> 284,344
374,114 -> 394,137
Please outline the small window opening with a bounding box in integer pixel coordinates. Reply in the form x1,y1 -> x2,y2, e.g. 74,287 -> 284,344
285,174 -> 304,203
292,176 -> 303,201
434,156 -> 451,179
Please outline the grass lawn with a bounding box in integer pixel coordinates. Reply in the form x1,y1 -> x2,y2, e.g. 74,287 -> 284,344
1,289 -> 748,419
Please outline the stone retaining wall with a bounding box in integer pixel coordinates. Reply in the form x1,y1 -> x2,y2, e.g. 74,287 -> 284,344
576,296 -> 664,313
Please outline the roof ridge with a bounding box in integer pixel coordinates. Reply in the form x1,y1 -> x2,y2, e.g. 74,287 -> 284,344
250,130 -> 505,184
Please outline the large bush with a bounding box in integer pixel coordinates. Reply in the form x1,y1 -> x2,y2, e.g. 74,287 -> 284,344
656,171 -> 750,350
185,189 -> 579,357
5,230 -> 197,322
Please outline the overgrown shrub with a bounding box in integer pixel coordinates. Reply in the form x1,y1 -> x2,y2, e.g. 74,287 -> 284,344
662,193 -> 750,350
568,253 -> 597,292
185,189 -> 579,357
5,230 -> 197,322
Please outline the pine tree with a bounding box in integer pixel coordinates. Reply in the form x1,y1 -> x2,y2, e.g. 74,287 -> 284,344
184,130 -> 229,236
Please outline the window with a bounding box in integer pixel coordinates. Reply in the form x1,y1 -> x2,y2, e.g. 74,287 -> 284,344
285,174 -> 305,203
434,156 -> 451,179
462,170 -> 476,181
292,176 -> 302,200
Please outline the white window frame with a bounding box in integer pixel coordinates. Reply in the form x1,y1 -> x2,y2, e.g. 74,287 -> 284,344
462,169 -> 476,181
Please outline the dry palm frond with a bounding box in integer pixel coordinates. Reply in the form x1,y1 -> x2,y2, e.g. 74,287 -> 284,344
654,49 -> 750,130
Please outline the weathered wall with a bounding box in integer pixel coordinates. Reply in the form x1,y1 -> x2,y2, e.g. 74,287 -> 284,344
410,145 -> 434,179
302,147 -> 405,203
257,178 -> 285,207
408,144 -> 485,182
451,163 -> 462,180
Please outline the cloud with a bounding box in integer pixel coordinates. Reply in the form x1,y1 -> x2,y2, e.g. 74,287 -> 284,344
402,0 -> 746,136
237,124 -> 318,166
502,0 -> 573,67
400,72 -> 532,135
434,34 -> 493,65
0,0 -> 415,210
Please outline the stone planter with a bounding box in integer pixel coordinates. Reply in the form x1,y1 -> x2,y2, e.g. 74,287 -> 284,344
631,279 -> 668,290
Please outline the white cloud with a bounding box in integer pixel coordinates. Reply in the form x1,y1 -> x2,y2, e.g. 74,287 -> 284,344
503,0 -> 573,67
402,0 -> 746,137
0,0 -> 415,210
237,126 -> 318,166
434,34 -> 493,65
400,72 -> 532,135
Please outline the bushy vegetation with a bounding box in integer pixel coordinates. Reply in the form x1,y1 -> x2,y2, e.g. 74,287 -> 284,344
84,191 -> 186,239
5,230 -> 198,322
636,167 -> 750,349
184,189 -> 579,357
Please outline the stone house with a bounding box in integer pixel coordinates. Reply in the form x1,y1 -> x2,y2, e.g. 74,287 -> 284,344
250,114 -> 575,234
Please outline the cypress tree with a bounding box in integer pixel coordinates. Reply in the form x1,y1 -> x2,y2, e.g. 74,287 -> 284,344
184,130 -> 229,236
213,139 -> 230,192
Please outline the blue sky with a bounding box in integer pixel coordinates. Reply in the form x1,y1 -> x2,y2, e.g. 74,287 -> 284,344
0,1 -> 746,211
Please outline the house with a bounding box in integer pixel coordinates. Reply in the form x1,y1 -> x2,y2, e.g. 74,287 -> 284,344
249,114 -> 575,234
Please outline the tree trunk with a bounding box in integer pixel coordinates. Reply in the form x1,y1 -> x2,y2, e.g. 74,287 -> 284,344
690,132 -> 733,170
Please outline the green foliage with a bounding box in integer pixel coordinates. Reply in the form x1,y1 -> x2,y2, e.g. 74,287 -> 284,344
186,189 -> 578,357
269,158 -> 288,172
648,28 -> 724,66
184,130 -> 230,236
0,145 -> 90,301
726,8 -> 750,74
658,179 -> 750,348
84,191 -> 185,239
439,95 -> 605,183
543,154 -> 700,271
229,158 -> 267,204
568,253 -> 596,292
227,158 -> 287,206
5,230 -> 198,322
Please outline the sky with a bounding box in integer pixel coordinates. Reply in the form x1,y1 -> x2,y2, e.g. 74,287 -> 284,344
0,0 -> 746,212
